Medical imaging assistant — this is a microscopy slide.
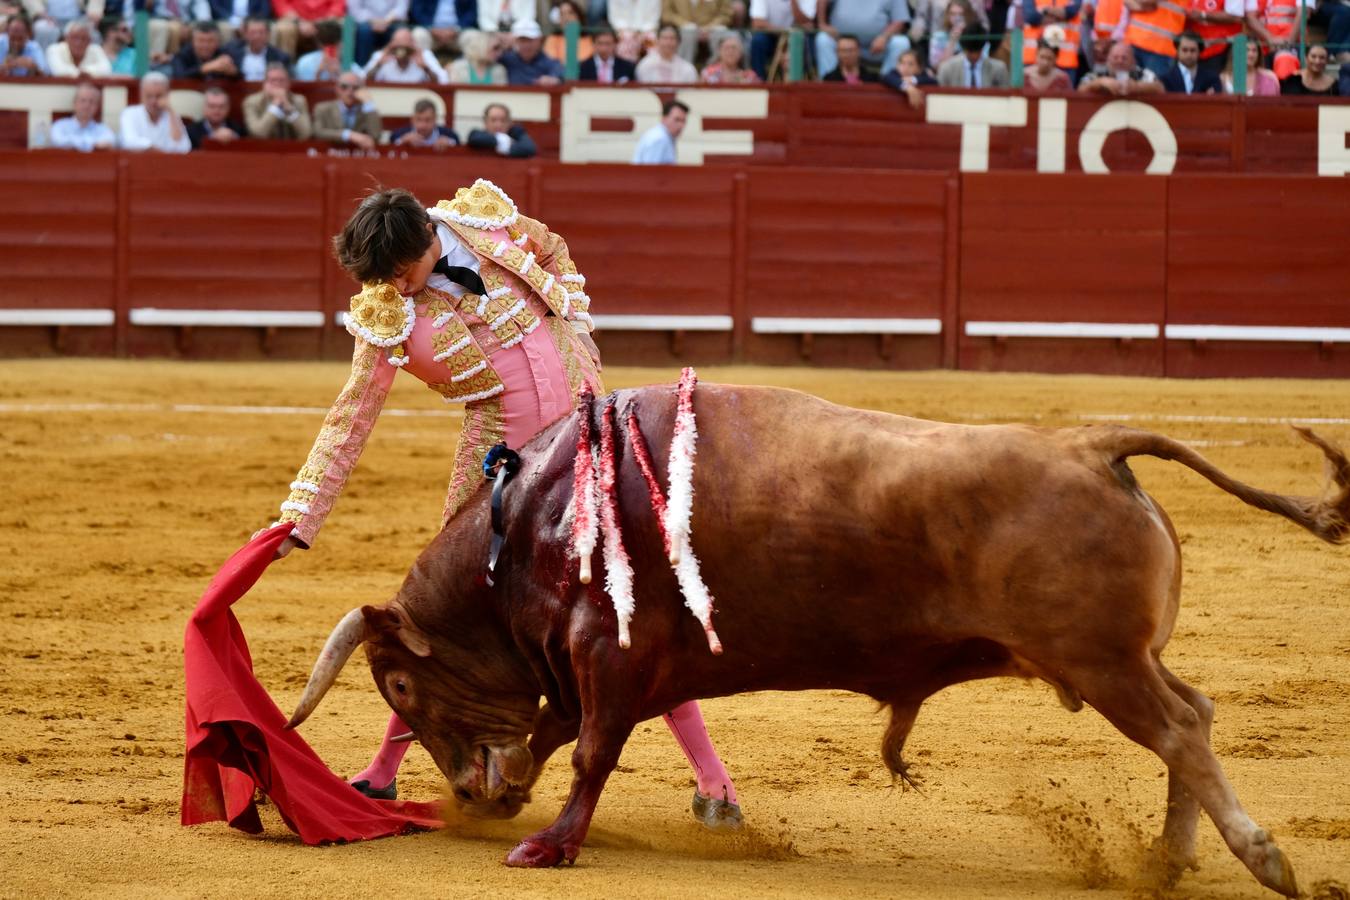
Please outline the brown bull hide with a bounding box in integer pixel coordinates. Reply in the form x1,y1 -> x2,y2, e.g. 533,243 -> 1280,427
298,383 -> 1348,895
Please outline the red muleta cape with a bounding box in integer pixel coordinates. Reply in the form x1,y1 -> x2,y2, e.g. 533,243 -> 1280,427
181,524 -> 441,842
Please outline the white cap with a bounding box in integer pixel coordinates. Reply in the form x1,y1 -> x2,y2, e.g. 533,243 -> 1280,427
511,18 -> 542,39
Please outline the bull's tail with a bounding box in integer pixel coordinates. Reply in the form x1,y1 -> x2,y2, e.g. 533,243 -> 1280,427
1097,426 -> 1350,545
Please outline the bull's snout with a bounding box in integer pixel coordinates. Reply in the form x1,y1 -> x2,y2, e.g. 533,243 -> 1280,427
449,744 -> 534,815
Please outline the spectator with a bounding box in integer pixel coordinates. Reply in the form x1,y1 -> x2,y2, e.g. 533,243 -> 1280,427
225,16 -> 291,81
1244,0 -> 1308,59
271,0 -> 345,61
448,27 -> 508,81
1187,0 -> 1243,74
187,84 -> 246,147
1323,0 -> 1350,65
608,0 -> 660,60
635,22 -> 698,80
1160,29 -> 1222,90
881,47 -> 935,104
701,32 -> 759,80
204,0 -> 271,40
351,0 -> 408,65
1280,42 -> 1339,93
243,61 -> 314,138
313,72 -> 382,148
23,0 -> 89,49
928,0 -> 979,69
748,0 -> 815,81
543,0 -> 592,60
1077,37 -> 1164,91
120,71 -> 191,152
579,25 -> 636,79
935,31 -> 1009,84
1022,0 -> 1082,78
663,0 -> 732,64
466,101 -> 537,156
815,0 -> 910,81
1124,0 -> 1184,76
363,24 -> 450,80
1025,39 -> 1073,89
390,97 -> 460,147
632,97 -> 686,163
140,0 -> 194,66
47,19 -> 112,76
477,0 -> 534,30
294,17 -> 354,79
409,0 -> 470,54
1220,34 -> 1278,93
910,0 -> 987,61
172,21 -> 240,79
499,17 -> 564,83
0,14 -> 49,76
50,81 -> 116,150
99,15 -> 136,76
821,33 -> 878,81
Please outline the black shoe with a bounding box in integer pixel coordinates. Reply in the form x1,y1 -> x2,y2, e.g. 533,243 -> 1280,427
350,778 -> 398,800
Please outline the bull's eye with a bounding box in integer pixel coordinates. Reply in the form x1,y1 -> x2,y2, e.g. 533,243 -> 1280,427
395,679 -> 408,695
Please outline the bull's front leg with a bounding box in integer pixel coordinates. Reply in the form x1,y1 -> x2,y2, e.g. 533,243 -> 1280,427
504,710 -> 634,868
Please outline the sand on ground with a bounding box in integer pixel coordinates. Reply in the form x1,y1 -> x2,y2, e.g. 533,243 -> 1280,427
1,360 -> 1348,899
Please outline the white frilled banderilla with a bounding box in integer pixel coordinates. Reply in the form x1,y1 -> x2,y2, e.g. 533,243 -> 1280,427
569,367 -> 722,654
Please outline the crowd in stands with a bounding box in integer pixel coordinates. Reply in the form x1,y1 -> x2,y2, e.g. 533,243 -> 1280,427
4,0 -> 1347,154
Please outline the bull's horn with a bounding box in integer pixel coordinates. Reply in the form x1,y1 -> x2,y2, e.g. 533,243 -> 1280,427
286,607 -> 366,730
389,731 -> 417,744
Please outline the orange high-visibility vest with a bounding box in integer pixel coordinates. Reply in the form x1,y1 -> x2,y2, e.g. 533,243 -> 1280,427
1188,0 -> 1241,58
1023,0 -> 1083,68
1253,0 -> 1301,42
1093,0 -> 1124,35
1125,0 -> 1186,56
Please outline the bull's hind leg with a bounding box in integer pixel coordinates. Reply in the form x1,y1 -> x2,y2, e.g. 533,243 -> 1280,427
1075,657 -> 1298,897
1147,664 -> 1215,885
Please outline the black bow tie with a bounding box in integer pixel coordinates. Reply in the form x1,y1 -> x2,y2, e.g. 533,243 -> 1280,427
432,259 -> 486,296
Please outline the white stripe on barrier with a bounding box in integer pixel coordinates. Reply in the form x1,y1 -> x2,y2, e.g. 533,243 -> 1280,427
591,314 -> 734,331
130,309 -> 325,328
1164,324 -> 1350,343
752,317 -> 943,335
965,321 -> 1160,339
0,402 -> 459,418
0,309 -> 115,326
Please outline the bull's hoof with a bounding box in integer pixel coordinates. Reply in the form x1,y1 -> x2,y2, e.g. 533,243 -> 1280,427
504,836 -> 572,868
1141,837 -> 1197,889
691,789 -> 743,831
349,778 -> 397,801
1248,831 -> 1299,898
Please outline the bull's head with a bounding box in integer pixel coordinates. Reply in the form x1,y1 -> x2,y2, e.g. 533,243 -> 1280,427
287,603 -> 540,819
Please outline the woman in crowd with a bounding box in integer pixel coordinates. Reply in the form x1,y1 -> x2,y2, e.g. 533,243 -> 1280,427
927,0 -> 979,70
701,32 -> 760,82
447,28 -> 508,83
1024,40 -> 1071,91
1279,43 -> 1338,95
1221,35 -> 1279,95
543,0 -> 592,61
100,15 -> 136,76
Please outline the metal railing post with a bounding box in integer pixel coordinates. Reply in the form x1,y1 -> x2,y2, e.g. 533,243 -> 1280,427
133,9 -> 149,77
788,28 -> 804,82
564,20 -> 581,80
1010,28 -> 1024,88
1232,33 -> 1247,94
341,15 -> 356,71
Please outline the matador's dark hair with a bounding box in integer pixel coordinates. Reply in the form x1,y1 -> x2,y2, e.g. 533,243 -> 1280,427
332,188 -> 434,284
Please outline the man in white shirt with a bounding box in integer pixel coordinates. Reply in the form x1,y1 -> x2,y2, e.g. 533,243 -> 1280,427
634,24 -> 698,83
46,19 -> 113,77
631,99 -> 687,164
50,82 -> 117,152
119,72 -> 191,153
224,17 -> 290,81
362,26 -> 450,82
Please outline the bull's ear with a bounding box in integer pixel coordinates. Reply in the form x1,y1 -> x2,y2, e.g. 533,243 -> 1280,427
364,604 -> 434,658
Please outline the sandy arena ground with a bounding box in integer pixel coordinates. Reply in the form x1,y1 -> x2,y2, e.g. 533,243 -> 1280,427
1,359 -> 1348,899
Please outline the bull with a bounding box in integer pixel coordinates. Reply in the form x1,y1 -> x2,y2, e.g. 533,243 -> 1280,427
286,382 -> 1349,895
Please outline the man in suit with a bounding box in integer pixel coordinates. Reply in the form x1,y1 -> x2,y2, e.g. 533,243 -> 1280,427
243,61 -> 314,140
821,33 -> 879,82
171,21 -> 240,80
936,33 -> 1010,87
188,85 -> 248,149
224,16 -> 292,81
313,72 -> 384,149
579,28 -> 636,83
466,102 -> 537,158
390,98 -> 460,148
1159,31 -> 1224,93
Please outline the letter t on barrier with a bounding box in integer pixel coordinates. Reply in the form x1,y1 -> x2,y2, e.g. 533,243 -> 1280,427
1319,107 -> 1350,176
925,96 -> 1028,173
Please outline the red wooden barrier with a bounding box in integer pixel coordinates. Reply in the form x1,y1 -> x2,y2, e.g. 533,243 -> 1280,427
3,149 -> 1349,377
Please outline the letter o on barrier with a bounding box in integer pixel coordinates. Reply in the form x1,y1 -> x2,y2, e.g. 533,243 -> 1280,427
1078,100 -> 1177,175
